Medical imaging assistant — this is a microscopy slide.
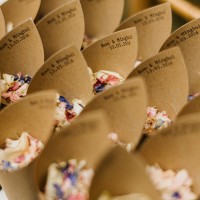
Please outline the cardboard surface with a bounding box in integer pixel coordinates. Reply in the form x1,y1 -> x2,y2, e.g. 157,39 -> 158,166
116,3 -> 172,61
80,0 -> 124,37
36,0 -> 71,20
28,45 -> 93,104
81,78 -> 147,147
161,18 -> 200,94
89,147 -> 160,200
36,0 -> 84,60
82,28 -> 138,78
0,19 -> 44,76
1,0 -> 41,32
0,90 -> 57,200
177,95 -> 200,119
0,8 -> 5,39
128,47 -> 188,120
36,110 -> 112,197
139,114 -> 200,196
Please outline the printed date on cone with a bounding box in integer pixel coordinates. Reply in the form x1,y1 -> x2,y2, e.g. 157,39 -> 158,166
101,35 -> 132,50
103,87 -> 139,102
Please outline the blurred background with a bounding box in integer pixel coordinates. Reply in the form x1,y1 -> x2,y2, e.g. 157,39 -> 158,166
0,0 -> 200,31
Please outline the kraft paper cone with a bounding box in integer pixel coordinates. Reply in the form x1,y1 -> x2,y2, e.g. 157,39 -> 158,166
139,114 -> 200,196
161,18 -> 200,94
36,0 -> 71,21
0,19 -> 44,76
36,110 -> 112,199
28,45 -> 93,104
80,0 -> 124,37
177,95 -> 200,119
89,147 -> 160,200
0,8 -> 5,39
81,77 -> 147,148
0,90 -> 57,200
128,47 -> 188,120
1,0 -> 41,32
82,28 -> 138,78
116,3 -> 172,61
36,0 -> 84,60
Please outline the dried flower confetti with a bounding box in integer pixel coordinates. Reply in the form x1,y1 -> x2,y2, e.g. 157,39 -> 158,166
0,72 -> 31,104
146,165 -> 197,200
88,68 -> 124,94
54,95 -> 85,132
143,106 -> 172,136
188,93 -> 200,101
45,159 -> 94,200
108,133 -> 132,153
0,132 -> 44,172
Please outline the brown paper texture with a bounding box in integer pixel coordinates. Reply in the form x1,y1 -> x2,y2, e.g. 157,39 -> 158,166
80,0 -> 124,37
116,3 -> 172,61
0,8 -> 5,39
36,110 -> 112,198
28,45 -> 94,104
128,47 -> 188,120
0,19 -> 44,76
82,28 -> 138,78
36,0 -> 84,60
139,114 -> 200,196
1,0 -> 41,32
0,90 -> 57,200
89,147 -> 160,200
177,96 -> 200,119
36,0 -> 71,21
81,77 -> 147,147
161,18 -> 200,94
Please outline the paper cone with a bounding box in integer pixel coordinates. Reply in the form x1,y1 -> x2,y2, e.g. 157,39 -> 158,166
36,0 -> 84,60
139,114 -> 200,196
0,8 -> 5,39
81,77 -> 147,148
82,28 -> 138,78
80,0 -> 124,38
0,90 -> 57,200
116,3 -> 172,61
1,0 -> 41,32
35,110 -> 112,199
177,95 -> 200,119
36,0 -> 71,21
128,47 -> 188,120
28,45 -> 93,104
161,18 -> 200,94
89,147 -> 161,200
0,19 -> 44,76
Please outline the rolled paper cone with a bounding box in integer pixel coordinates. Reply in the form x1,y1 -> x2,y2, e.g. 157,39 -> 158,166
116,3 -> 172,61
139,114 -> 200,196
82,27 -> 138,78
161,18 -> 200,94
36,0 -> 71,21
1,0 -> 41,32
28,45 -> 93,104
80,0 -> 124,38
0,8 -> 5,39
159,0 -> 200,21
128,47 -> 188,120
36,0 -> 84,60
176,95 -> 200,119
0,90 -> 57,200
0,19 -> 44,76
81,77 -> 147,148
35,110 -> 112,199
89,147 -> 160,200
